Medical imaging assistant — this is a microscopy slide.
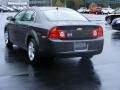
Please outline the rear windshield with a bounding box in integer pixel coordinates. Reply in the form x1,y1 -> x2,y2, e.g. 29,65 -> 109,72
43,9 -> 88,21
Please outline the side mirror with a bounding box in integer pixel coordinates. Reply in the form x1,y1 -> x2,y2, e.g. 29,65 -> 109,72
7,16 -> 15,21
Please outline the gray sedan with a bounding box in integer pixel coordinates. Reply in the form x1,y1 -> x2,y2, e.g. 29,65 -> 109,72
4,7 -> 104,64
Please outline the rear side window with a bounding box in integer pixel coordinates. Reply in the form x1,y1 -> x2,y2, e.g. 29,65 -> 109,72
43,9 -> 88,21
22,10 -> 35,21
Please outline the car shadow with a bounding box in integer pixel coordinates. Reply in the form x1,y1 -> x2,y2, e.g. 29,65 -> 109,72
112,31 -> 120,40
4,47 -> 101,90
111,31 -> 120,47
4,46 -> 28,63
29,58 -> 101,90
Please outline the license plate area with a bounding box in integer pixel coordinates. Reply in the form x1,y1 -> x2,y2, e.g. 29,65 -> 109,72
74,42 -> 87,51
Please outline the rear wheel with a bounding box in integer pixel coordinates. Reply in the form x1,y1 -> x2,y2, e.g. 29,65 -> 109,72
4,30 -> 13,48
27,39 -> 39,64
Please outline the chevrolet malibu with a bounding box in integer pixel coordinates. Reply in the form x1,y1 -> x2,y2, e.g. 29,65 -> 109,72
4,7 -> 104,64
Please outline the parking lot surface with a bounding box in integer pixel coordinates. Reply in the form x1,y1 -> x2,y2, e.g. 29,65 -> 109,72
0,13 -> 120,90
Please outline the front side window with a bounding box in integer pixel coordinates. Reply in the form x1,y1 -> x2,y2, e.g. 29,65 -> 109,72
15,11 -> 26,21
22,10 -> 35,21
43,9 -> 88,21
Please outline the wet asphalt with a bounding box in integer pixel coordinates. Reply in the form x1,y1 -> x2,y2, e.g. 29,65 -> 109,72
0,13 -> 120,90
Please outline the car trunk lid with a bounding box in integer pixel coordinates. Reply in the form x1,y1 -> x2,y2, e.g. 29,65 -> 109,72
57,25 -> 101,40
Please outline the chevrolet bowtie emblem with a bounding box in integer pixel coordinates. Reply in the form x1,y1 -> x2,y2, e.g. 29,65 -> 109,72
76,28 -> 83,31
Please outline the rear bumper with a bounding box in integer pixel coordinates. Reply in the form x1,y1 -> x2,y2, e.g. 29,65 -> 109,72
53,50 -> 102,58
46,37 -> 104,57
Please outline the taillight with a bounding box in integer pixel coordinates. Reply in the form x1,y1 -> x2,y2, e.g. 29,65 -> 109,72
92,26 -> 103,37
48,27 -> 66,39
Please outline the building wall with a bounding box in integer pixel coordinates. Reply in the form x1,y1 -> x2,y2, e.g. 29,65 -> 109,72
0,0 -> 8,6
86,0 -> 120,8
29,0 -> 51,6
8,0 -> 28,6
0,0 -> 28,6
86,0 -> 120,4
1,0 -> 120,8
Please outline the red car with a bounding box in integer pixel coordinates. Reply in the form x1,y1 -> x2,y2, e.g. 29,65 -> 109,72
89,7 -> 102,14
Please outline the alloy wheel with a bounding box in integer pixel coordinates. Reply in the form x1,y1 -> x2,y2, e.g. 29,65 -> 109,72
28,41 -> 35,61
107,18 -> 111,24
4,31 -> 9,45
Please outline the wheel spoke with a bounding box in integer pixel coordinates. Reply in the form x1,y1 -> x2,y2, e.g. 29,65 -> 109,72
28,41 -> 35,61
4,31 -> 8,44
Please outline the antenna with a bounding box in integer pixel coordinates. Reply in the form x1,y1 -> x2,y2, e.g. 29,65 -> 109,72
56,7 -> 58,10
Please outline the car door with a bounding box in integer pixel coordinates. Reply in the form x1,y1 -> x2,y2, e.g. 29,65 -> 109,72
9,10 -> 26,45
15,10 -> 35,48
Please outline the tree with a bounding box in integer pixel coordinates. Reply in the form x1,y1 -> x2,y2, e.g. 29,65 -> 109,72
67,0 -> 75,9
54,0 -> 65,7
89,3 -> 97,10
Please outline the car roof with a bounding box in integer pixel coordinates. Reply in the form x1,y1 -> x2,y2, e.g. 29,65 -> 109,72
27,7 -> 70,11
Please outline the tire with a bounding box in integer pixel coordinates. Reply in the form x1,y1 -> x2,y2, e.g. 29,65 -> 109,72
0,11 -> 3,13
27,38 -> 39,64
82,55 -> 93,60
4,30 -> 13,48
106,17 -> 112,24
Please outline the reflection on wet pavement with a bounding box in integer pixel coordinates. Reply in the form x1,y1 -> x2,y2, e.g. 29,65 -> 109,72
1,13 -> 120,90
112,31 -> 120,40
0,47 -> 101,90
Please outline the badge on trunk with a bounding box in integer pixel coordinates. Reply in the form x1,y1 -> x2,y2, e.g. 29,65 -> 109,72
76,28 -> 83,31
67,33 -> 72,37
